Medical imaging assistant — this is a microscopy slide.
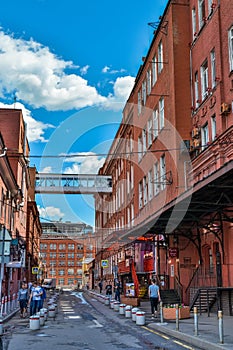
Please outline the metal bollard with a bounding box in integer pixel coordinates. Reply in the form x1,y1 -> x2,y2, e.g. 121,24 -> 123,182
175,304 -> 179,331
194,307 -> 198,336
160,301 -> 164,323
218,310 -> 224,344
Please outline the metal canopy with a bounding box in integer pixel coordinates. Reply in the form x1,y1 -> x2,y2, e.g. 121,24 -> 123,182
103,161 -> 233,248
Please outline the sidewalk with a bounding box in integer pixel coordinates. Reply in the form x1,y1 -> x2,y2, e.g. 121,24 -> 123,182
139,299 -> 233,350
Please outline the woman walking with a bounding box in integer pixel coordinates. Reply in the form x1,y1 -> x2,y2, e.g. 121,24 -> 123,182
18,282 -> 29,318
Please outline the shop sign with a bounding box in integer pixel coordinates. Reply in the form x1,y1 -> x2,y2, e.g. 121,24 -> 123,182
169,247 -> 178,258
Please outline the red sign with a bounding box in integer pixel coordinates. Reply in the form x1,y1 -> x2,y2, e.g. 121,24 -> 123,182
168,247 -> 178,258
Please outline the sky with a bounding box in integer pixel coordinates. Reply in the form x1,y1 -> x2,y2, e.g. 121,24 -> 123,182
0,0 -> 167,227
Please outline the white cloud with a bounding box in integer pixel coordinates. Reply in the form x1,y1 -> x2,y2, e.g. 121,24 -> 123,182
104,76 -> 135,111
102,66 -> 126,74
62,152 -> 105,174
0,101 -> 54,142
41,166 -> 53,173
80,65 -> 90,75
102,66 -> 110,73
0,30 -> 135,113
37,205 -> 65,220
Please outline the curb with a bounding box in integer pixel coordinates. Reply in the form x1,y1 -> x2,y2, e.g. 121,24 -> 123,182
148,322 -> 226,350
2,308 -> 20,323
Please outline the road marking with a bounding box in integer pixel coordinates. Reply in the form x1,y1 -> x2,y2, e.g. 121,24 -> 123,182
88,320 -> 103,328
142,326 -> 170,340
143,326 -> 195,349
173,340 -> 195,349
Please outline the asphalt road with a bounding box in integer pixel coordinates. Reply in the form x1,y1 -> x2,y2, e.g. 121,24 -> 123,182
1,290 -> 203,350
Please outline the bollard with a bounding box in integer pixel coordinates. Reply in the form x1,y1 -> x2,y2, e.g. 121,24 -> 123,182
39,312 -> 45,326
41,308 -> 47,321
48,306 -> 56,318
175,304 -> 179,331
0,317 -> 3,335
194,307 -> 198,336
125,305 -> 132,318
136,311 -> 146,326
218,310 -> 224,344
160,301 -> 163,323
105,297 -> 110,306
110,299 -> 115,309
132,307 -> 140,322
113,301 -> 120,312
119,304 -> 126,315
30,315 -> 40,330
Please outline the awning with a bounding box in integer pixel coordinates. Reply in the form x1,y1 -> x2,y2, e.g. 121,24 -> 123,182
6,261 -> 21,268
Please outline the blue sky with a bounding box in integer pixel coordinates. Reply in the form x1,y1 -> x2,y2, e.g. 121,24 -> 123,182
0,0 -> 167,227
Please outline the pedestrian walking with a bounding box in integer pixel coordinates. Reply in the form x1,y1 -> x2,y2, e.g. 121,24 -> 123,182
148,278 -> 161,318
39,280 -> 46,309
114,280 -> 121,302
98,280 -> 103,294
18,282 -> 29,318
28,281 -> 43,316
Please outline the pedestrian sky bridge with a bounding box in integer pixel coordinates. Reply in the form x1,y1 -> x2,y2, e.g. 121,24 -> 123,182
35,173 -> 112,194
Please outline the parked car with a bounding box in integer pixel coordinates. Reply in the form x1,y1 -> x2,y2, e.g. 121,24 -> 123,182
42,278 -> 56,290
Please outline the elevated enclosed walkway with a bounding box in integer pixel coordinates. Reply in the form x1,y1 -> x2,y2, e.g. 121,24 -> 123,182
35,173 -> 112,194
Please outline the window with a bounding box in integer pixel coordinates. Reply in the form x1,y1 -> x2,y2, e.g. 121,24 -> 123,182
152,56 -> 157,85
68,253 -> 74,258
68,268 -> 74,275
142,128 -> 147,154
50,243 -> 56,250
59,244 -> 66,250
68,244 -> 74,250
59,253 -> 65,258
153,109 -> 159,139
147,118 -> 153,147
153,162 -> 160,195
130,164 -> 134,189
159,97 -> 165,129
194,71 -> 199,108
211,115 -> 216,140
160,155 -> 166,190
229,26 -> 233,71
210,49 -> 216,88
143,176 -> 148,205
147,69 -> 152,95
201,123 -> 209,149
142,80 -> 147,105
201,60 -> 208,100
148,170 -> 153,200
139,181 -> 143,209
59,269 -> 65,276
158,41 -> 163,73
68,261 -> 74,266
192,8 -> 197,39
138,135 -> 143,162
58,279 -> 64,285
198,0 -> 206,29
138,90 -> 142,115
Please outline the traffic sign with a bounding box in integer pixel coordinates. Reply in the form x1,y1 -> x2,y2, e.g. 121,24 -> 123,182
32,266 -> 39,274
101,260 -> 108,268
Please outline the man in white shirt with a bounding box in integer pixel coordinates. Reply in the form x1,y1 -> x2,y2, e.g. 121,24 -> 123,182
28,281 -> 43,316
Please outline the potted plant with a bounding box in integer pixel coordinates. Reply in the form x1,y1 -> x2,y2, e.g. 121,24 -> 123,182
162,304 -> 190,320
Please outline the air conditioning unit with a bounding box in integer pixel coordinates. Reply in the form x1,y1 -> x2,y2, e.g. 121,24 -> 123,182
220,103 -> 231,115
193,139 -> 201,148
192,127 -> 200,138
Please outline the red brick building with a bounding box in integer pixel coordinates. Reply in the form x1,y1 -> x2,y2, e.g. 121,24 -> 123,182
40,221 -> 94,288
0,109 -> 41,311
95,0 -> 233,313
